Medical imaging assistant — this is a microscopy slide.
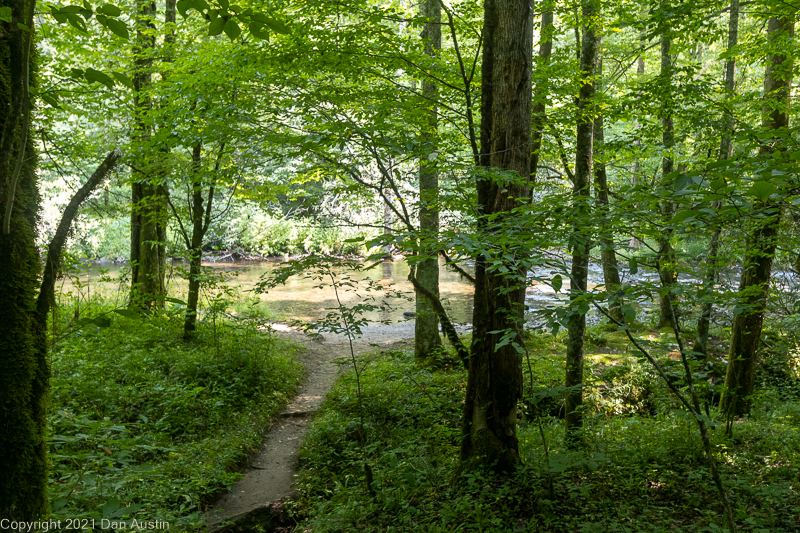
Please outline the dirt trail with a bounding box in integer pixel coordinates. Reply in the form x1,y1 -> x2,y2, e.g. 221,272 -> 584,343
206,323 -> 415,531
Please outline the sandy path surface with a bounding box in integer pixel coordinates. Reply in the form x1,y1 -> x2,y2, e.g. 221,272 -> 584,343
206,323 -> 415,531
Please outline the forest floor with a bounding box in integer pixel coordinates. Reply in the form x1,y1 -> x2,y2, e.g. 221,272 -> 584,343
206,323 -> 417,531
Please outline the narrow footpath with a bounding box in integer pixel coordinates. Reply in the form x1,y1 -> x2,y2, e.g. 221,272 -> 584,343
206,323 -> 415,531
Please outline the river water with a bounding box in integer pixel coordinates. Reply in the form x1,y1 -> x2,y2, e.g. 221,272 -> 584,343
62,257 -> 776,329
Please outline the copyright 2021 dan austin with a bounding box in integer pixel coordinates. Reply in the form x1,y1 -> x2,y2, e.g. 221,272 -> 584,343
1,518 -> 170,531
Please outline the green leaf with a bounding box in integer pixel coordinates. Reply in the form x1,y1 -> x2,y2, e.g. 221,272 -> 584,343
40,92 -> 61,109
84,68 -> 115,89
102,498 -> 120,518
97,3 -> 121,16
552,274 -> 562,293
177,0 -> 191,17
65,13 -> 88,32
114,309 -> 141,319
0,6 -> 11,22
629,258 -> 638,276
671,209 -> 699,224
249,21 -> 269,39
252,13 -> 290,34
111,71 -> 133,88
749,181 -> 777,202
208,16 -> 225,35
264,17 -> 290,34
223,18 -> 240,39
92,316 -> 112,328
218,0 -> 229,10
164,297 -> 187,305
106,17 -> 129,38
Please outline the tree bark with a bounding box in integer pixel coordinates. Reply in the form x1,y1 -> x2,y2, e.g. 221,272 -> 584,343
565,0 -> 599,445
721,15 -> 793,417
461,0 -> 532,471
37,149 -> 122,327
130,0 -> 167,309
0,0 -> 47,518
529,5 -> 554,186
592,57 -> 623,325
694,0 -> 739,356
414,0 -> 442,358
657,30 -> 677,329
183,143 -> 221,338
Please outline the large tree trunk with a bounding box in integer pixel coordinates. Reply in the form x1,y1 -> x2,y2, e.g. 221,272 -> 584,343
657,31 -> 677,329
694,0 -> 739,356
564,0 -> 599,445
414,0 -> 442,358
130,0 -> 167,309
592,57 -> 623,324
721,16 -> 793,417
0,0 -> 47,518
461,0 -> 532,471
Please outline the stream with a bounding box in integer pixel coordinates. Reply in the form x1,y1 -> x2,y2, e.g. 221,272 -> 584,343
62,256 -> 784,329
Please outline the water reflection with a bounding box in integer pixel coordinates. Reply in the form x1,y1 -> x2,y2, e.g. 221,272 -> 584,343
62,258 -> 476,325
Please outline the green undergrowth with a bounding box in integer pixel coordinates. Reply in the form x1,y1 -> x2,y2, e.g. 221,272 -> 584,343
289,331 -> 800,532
47,299 -> 304,531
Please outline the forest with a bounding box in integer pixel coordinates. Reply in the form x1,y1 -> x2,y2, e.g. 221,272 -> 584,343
1,0 -> 799,530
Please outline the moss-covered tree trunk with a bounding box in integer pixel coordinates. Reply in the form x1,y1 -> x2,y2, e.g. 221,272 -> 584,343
564,0 -> 599,445
721,15 -> 793,417
0,0 -> 48,518
130,0 -> 167,309
461,0 -> 532,472
657,30 -> 677,330
414,0 -> 442,358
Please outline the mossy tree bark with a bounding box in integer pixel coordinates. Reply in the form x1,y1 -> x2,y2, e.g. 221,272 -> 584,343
564,0 -> 599,445
130,0 -> 168,309
657,28 -> 678,330
414,0 -> 443,358
461,0 -> 532,472
0,0 -> 46,518
721,15 -> 793,417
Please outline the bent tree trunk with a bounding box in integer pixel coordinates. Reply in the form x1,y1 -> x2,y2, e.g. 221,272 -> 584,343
565,0 -> 599,445
721,16 -> 793,417
461,0 -> 532,472
415,0 -> 443,358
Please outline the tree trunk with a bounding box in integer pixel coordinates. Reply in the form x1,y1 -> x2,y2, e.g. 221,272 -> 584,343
721,15 -> 793,417
130,0 -> 167,309
694,0 -> 739,356
529,5 -> 554,185
565,0 -> 599,445
461,0 -> 532,472
0,0 -> 47,518
592,58 -> 623,324
657,31 -> 677,329
184,143 -> 205,338
414,0 -> 442,358
629,41 -> 645,250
